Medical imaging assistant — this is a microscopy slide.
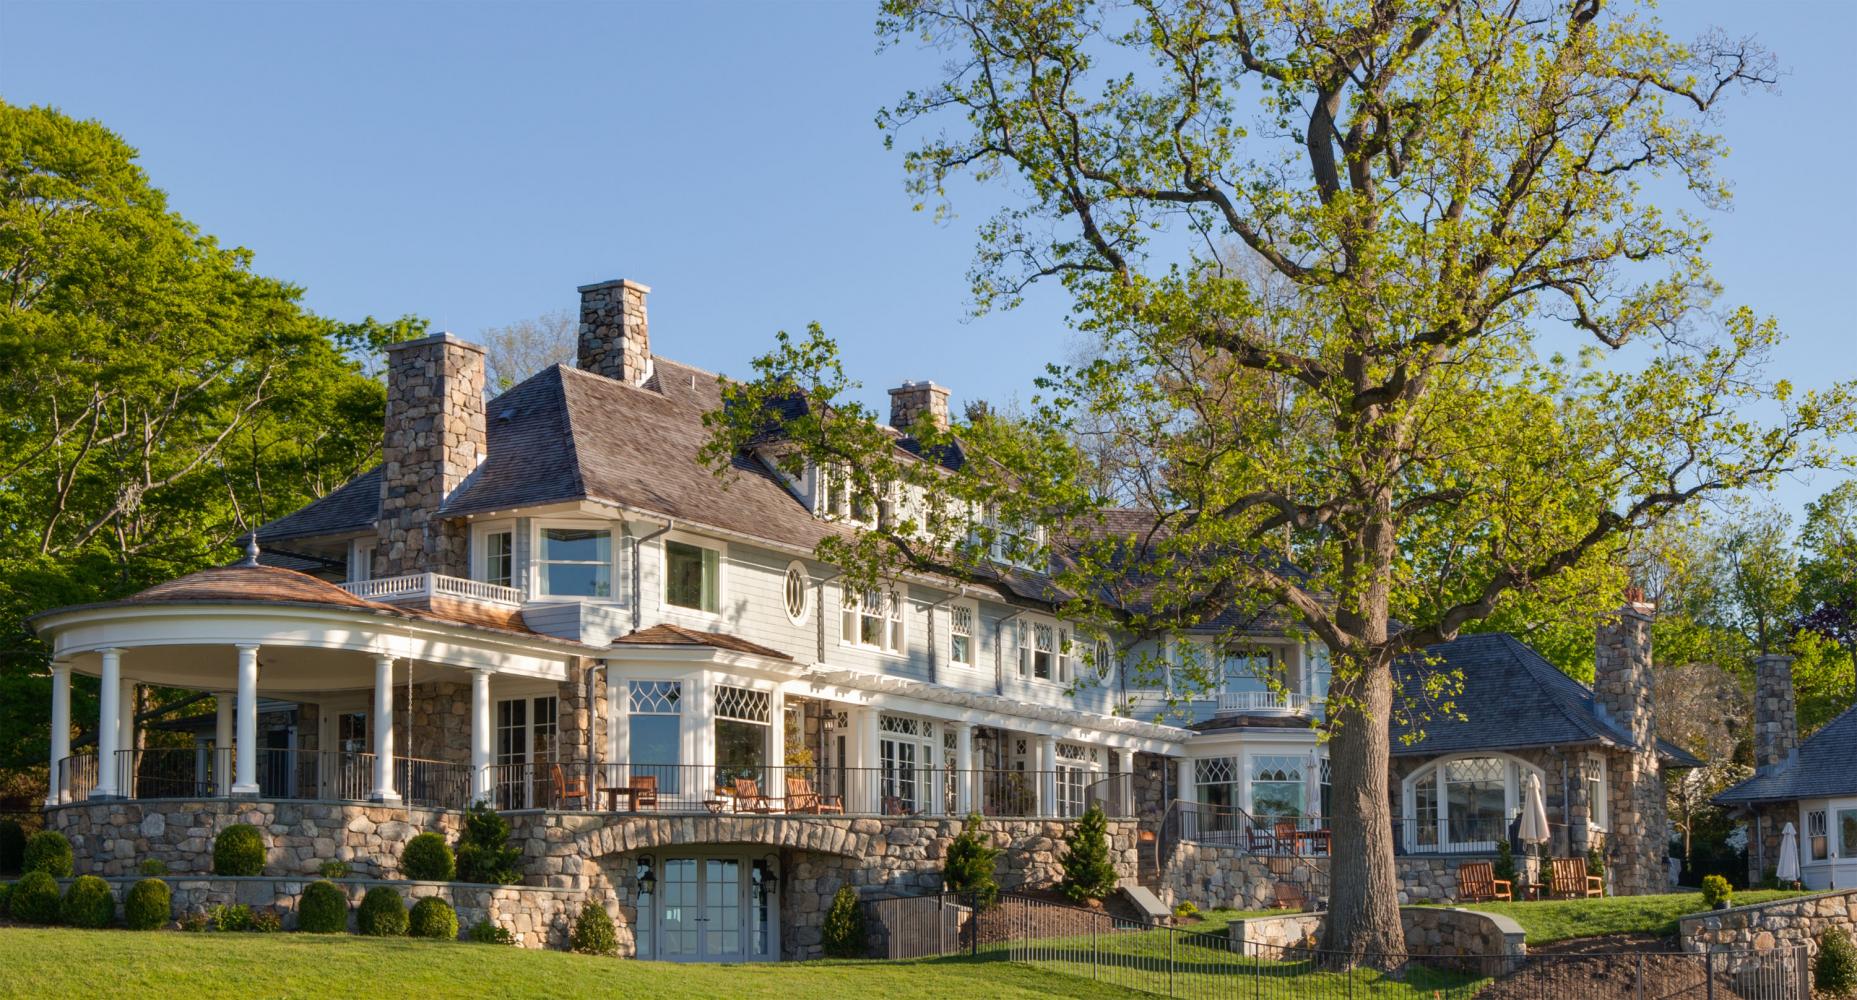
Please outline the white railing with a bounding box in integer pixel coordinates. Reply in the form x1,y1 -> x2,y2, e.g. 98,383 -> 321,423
340,573 -> 523,606
1214,690 -> 1310,715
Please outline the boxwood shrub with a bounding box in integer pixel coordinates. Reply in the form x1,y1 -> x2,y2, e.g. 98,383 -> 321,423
22,830 -> 73,877
124,878 -> 171,930
356,886 -> 407,936
62,875 -> 115,928
571,901 -> 616,956
0,819 -> 25,874
11,871 -> 61,924
213,824 -> 266,877
467,918 -> 514,945
401,832 -> 455,881
408,896 -> 458,940
297,880 -> 348,933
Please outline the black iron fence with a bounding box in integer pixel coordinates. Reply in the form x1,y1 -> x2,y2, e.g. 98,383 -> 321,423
57,750 -> 473,810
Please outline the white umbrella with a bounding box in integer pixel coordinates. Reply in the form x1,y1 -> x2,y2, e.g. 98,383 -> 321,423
1520,772 -> 1550,845
1777,822 -> 1801,884
1304,753 -> 1324,824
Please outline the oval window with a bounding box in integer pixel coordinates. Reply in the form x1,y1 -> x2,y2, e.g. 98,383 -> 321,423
784,562 -> 810,625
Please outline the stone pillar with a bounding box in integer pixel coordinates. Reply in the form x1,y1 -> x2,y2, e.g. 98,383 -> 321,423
370,654 -> 400,803
954,722 -> 974,815
46,661 -> 70,805
577,279 -> 653,386
1037,734 -> 1058,817
470,667 -> 493,804
232,644 -> 261,796
214,693 -> 234,796
94,647 -> 122,799
1592,598 -> 1664,895
887,380 -> 952,432
376,332 -> 486,578
1752,653 -> 1798,771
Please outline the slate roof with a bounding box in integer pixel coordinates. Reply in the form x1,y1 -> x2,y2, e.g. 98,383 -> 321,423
613,623 -> 792,661
255,466 -> 380,542
1715,705 -> 1857,805
1391,631 -> 1700,766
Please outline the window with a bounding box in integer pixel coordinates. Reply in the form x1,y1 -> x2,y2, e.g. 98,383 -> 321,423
1054,742 -> 1096,818
714,686 -> 771,784
949,603 -> 975,667
494,695 -> 558,809
982,504 -> 1040,567
1195,757 -> 1239,810
664,539 -> 720,613
1249,755 -> 1306,820
629,681 -> 682,794
1841,809 -> 1857,860
841,588 -> 904,654
539,527 -> 611,597
1308,645 -> 1333,702
817,464 -> 879,526
783,562 -> 810,625
481,530 -> 513,589
1013,617 -> 1070,682
1583,756 -> 1608,831
1032,622 -> 1055,680
1808,809 -> 1830,862
1403,755 -> 1531,852
878,714 -> 936,813
346,539 -> 372,583
1090,637 -> 1116,680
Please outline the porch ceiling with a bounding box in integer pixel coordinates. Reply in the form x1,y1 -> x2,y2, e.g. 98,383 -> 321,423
60,643 -> 479,694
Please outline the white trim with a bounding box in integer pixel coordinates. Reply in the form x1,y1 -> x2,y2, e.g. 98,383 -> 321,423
530,517 -> 621,603
1399,751 -> 1544,853
659,530 -> 727,620
781,560 -> 811,627
838,583 -> 906,657
469,519 -> 517,590
946,599 -> 979,669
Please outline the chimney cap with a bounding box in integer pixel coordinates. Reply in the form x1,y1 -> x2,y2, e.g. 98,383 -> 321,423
888,379 -> 949,395
576,278 -> 652,295
384,331 -> 486,355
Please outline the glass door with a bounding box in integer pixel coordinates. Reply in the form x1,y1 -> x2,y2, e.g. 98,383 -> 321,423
703,858 -> 744,959
652,855 -> 768,962
659,858 -> 700,958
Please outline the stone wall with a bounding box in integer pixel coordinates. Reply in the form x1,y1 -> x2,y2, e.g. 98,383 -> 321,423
403,681 -> 471,765
555,658 -> 607,769
376,332 -> 485,578
1678,889 -> 1857,974
1159,839 -> 1485,909
1227,906 -> 1525,974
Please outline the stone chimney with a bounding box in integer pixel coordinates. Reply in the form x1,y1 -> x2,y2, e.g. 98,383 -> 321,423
888,380 -> 951,432
1752,652 -> 1798,771
377,332 -> 486,578
577,279 -> 652,385
1591,590 -> 1666,895
1593,591 -> 1656,747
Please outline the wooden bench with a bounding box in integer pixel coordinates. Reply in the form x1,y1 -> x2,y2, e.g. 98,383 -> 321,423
1456,861 -> 1513,902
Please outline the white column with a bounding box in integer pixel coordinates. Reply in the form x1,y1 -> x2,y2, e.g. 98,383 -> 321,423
856,706 -> 880,814
231,644 -> 261,796
767,688 -> 787,800
213,692 -> 234,796
117,675 -> 137,797
370,653 -> 399,803
953,721 -> 974,817
1176,757 -> 1195,808
1037,734 -> 1058,817
46,661 -> 71,805
469,667 -> 493,804
609,675 -> 630,785
93,648 -> 122,798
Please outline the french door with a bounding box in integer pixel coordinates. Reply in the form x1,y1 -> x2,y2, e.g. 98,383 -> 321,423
495,696 -> 558,809
652,854 -> 775,962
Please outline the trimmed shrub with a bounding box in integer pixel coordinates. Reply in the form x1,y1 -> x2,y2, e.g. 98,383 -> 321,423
1493,840 -> 1517,884
297,880 -> 349,933
1173,900 -> 1200,921
124,878 -> 171,930
1587,845 -> 1606,877
943,812 -> 1000,908
409,896 -> 459,940
23,830 -> 73,878
0,820 -> 25,874
249,907 -> 282,933
61,874 -> 114,928
138,858 -> 169,877
571,901 -> 617,956
211,903 -> 256,932
1058,803 -> 1118,903
821,886 -> 866,958
318,859 -> 351,879
1701,874 -> 1733,908
212,823 -> 265,877
467,918 -> 514,945
357,886 -> 408,936
454,804 -> 521,885
11,871 -> 61,924
401,832 -> 455,882
1817,928 -> 1857,998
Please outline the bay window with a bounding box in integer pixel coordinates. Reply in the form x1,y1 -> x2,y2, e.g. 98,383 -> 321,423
539,526 -> 611,598
629,681 -> 682,794
1808,809 -> 1829,861
1248,755 -> 1307,820
1402,754 -> 1534,852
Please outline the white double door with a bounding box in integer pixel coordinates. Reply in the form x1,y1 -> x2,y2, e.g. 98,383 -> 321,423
654,854 -> 775,962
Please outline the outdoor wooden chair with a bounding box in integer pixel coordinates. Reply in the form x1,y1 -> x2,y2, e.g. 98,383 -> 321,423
550,763 -> 588,810
1549,857 -> 1603,898
628,774 -> 659,810
1455,861 -> 1513,902
1273,882 -> 1308,912
786,775 -> 844,814
883,795 -> 917,817
732,777 -> 776,814
1273,819 -> 1299,855
1247,823 -> 1277,854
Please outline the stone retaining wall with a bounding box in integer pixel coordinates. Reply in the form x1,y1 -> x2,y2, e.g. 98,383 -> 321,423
1227,906 -> 1525,974
1159,840 -> 1484,909
1678,889 -> 1857,974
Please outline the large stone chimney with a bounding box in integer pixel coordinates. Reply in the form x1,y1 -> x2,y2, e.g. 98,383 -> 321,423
377,332 -> 486,578
1752,652 -> 1798,771
1590,590 -> 1667,895
888,380 -> 951,432
578,279 -> 652,385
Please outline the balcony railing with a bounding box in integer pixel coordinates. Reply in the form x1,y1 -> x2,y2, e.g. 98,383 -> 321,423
1393,815 -> 1542,855
59,749 -> 472,811
1213,690 -> 1312,715
1168,799 -> 1331,855
339,573 -> 523,606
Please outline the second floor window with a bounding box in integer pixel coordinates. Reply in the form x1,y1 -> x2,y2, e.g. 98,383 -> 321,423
482,531 -> 513,588
1015,619 -> 1072,682
842,588 -> 903,654
949,604 -> 974,666
665,539 -> 720,613
540,527 -> 611,598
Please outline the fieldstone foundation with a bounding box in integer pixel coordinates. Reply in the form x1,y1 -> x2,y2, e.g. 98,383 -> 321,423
1678,889 -> 1857,974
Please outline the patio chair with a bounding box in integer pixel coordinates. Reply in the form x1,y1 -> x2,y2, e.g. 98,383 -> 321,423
1455,861 -> 1513,902
882,795 -> 916,817
732,777 -> 776,814
786,775 -> 844,814
1273,819 -> 1299,855
1273,882 -> 1308,911
1548,857 -> 1602,898
628,774 -> 659,810
1246,824 -> 1277,854
550,763 -> 588,810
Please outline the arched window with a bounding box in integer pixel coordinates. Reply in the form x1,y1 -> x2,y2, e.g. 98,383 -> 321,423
1400,753 -> 1542,853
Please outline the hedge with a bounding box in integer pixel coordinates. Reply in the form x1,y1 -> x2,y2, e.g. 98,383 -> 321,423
62,875 -> 116,928
22,831 -> 73,878
401,832 -> 455,882
11,871 -> 61,924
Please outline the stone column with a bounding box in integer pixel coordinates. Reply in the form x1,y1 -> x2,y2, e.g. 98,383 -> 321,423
954,722 -> 974,816
369,654 -> 399,802
46,661 -> 71,805
94,648 -> 123,799
214,693 -> 234,796
231,644 -> 261,796
470,667 -> 493,804
1037,734 -> 1059,817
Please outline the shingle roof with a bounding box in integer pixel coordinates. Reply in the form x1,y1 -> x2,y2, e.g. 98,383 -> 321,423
254,466 -> 380,542
613,623 -> 792,660
1715,704 -> 1857,805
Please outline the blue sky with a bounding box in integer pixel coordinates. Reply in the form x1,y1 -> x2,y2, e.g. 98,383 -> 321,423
3,0 -> 1852,517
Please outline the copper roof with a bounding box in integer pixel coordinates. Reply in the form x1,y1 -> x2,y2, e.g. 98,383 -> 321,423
125,565 -> 392,610
614,623 -> 792,661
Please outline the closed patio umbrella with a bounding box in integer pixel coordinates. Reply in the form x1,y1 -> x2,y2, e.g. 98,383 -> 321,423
1777,822 -> 1801,886
1519,772 -> 1551,894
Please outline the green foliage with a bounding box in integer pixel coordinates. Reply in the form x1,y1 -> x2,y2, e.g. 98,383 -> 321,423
1587,847 -> 1605,877
212,824 -> 265,876
1058,803 -> 1118,903
1493,841 -> 1517,884
1816,929 -> 1857,997
821,886 -> 867,958
0,820 -> 24,874
1173,900 -> 1199,921
467,918 -> 514,945
59,875 -> 113,928
176,910 -> 209,933
249,908 -> 282,933
408,897 -> 458,940
138,858 -> 169,877
942,812 -> 1000,908
23,830 -> 72,877
356,887 -> 407,937
570,901 -> 616,956
0,881 -> 11,917
10,870 -> 59,924
453,804 -> 521,885
296,880 -> 348,934
400,832 -> 455,882
317,859 -> 351,879
1701,875 -> 1734,907
124,878 -> 171,930
210,903 -> 256,932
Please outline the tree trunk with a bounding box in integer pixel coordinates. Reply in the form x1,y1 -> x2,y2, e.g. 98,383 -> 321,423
1318,658 -> 1405,963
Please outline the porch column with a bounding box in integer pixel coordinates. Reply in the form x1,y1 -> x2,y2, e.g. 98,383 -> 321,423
46,661 -> 71,805
767,688 -> 786,799
855,705 -> 880,814
93,647 -> 123,799
213,692 -> 234,796
1175,756 -> 1195,810
231,644 -> 261,796
953,721 -> 974,816
1036,734 -> 1058,817
469,667 -> 492,804
117,675 -> 137,798
369,653 -> 400,803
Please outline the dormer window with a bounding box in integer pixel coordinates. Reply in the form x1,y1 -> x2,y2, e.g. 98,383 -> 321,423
981,504 -> 1043,570
816,464 -> 882,528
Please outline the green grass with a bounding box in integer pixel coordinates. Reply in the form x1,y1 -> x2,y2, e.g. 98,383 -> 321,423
0,927 -> 1153,999
1459,889 -> 1814,945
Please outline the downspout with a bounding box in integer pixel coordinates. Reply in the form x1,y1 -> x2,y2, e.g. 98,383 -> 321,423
815,568 -> 845,665
587,657 -> 603,770
924,592 -> 959,686
630,517 -> 674,632
996,608 -> 1028,697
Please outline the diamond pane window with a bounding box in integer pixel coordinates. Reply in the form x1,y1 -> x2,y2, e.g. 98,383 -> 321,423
715,686 -> 771,724
629,681 -> 682,715
950,604 -> 974,666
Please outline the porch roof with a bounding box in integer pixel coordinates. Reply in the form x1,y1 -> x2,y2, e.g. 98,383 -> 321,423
1716,704 -> 1857,805
613,623 -> 791,661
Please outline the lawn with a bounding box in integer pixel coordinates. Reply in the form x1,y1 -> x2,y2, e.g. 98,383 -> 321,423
0,927 -> 1153,1000
1459,890 -> 1813,945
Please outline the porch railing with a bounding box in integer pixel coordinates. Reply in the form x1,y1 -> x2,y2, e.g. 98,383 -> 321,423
1213,690 -> 1312,715
56,749 -> 474,811
338,572 -> 523,606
